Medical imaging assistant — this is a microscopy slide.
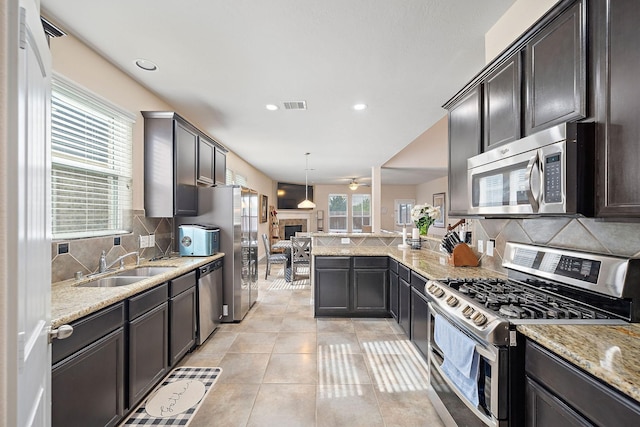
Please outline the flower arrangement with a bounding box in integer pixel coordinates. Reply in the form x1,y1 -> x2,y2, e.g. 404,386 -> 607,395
411,203 -> 441,236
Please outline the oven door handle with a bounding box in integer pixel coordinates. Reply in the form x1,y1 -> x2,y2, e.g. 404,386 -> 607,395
428,302 -> 499,361
525,152 -> 540,213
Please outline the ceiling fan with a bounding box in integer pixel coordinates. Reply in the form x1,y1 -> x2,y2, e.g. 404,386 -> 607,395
347,178 -> 370,191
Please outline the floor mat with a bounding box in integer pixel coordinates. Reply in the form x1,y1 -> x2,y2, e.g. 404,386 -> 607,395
268,267 -> 310,289
121,366 -> 222,426
268,278 -> 310,289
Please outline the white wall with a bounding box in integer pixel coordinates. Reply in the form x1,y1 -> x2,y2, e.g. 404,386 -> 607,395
380,185 -> 417,232
485,0 -> 561,63
48,31 -> 275,258
49,33 -> 172,211
309,184 -> 416,233
416,176 -> 448,237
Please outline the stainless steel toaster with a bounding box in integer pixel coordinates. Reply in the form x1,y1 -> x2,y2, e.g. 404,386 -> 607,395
178,224 -> 220,256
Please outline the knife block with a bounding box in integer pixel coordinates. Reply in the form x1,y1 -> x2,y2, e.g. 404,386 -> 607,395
449,243 -> 479,267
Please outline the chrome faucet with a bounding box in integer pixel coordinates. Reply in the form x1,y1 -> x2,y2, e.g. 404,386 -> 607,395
98,250 -> 140,273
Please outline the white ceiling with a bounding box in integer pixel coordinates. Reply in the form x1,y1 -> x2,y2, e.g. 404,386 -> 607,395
41,0 -> 515,186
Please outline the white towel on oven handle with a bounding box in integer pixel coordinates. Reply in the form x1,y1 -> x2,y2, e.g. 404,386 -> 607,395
434,314 -> 480,407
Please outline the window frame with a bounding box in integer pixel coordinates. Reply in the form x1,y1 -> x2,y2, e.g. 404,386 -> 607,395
328,194 -> 348,232
351,194 -> 371,232
395,199 -> 415,227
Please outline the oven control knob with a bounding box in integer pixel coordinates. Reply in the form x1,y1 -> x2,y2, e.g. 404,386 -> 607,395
462,305 -> 474,318
446,296 -> 459,307
472,312 -> 487,326
427,284 -> 445,297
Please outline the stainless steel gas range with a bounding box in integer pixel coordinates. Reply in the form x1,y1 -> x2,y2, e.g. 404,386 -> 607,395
425,242 -> 640,427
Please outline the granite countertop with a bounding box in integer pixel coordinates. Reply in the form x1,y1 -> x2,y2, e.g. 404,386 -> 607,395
51,253 -> 224,328
313,245 -> 640,403
312,245 -> 503,281
518,324 -> 640,403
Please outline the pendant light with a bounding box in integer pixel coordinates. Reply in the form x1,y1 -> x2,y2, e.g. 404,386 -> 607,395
298,152 -> 316,209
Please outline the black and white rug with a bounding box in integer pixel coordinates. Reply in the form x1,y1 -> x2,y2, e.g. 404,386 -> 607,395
121,366 -> 222,426
268,267 -> 310,290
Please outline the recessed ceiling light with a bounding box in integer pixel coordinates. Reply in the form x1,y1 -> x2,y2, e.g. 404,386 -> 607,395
265,104 -> 279,111
135,59 -> 158,71
353,103 -> 368,111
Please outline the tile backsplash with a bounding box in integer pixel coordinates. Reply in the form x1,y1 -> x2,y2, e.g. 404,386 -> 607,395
471,217 -> 640,274
51,210 -> 174,283
53,215 -> 640,283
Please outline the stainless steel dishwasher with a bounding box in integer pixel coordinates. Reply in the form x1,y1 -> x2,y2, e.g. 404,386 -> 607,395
196,258 -> 223,345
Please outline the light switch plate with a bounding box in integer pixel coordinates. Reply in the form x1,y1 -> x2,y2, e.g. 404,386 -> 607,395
148,234 -> 155,247
139,235 -> 149,248
341,238 -> 350,244
486,240 -> 495,257
477,239 -> 484,253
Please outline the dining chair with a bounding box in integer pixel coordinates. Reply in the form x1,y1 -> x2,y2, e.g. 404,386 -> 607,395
290,237 -> 311,281
262,233 -> 287,279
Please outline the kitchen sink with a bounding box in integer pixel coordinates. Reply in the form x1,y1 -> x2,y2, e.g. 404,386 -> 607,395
113,266 -> 178,277
78,276 -> 144,288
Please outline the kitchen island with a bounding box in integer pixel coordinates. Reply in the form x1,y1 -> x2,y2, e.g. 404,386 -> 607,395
311,235 -> 640,410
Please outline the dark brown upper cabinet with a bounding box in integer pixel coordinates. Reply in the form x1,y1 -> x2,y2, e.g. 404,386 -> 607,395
446,85 -> 483,217
593,0 -> 640,216
143,111 -> 228,217
197,135 -> 215,186
483,53 -> 522,150
524,0 -> 586,135
214,146 -> 227,185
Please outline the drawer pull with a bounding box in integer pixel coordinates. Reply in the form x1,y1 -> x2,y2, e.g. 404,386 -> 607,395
49,324 -> 74,342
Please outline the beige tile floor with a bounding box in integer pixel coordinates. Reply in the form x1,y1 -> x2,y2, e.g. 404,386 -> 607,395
181,264 -> 445,427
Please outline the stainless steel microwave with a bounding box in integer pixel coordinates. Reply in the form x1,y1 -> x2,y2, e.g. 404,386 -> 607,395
467,122 -> 594,216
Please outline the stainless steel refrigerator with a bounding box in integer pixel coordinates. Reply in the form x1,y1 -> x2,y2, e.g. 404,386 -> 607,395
177,185 -> 258,322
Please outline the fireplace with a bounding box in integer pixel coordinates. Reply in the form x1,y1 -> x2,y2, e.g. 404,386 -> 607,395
285,225 -> 303,240
278,217 -> 308,240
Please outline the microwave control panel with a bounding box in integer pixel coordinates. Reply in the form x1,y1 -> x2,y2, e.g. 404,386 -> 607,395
544,153 -> 562,203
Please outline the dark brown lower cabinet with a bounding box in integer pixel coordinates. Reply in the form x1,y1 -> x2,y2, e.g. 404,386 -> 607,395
315,257 -> 351,316
52,328 -> 125,427
525,340 -> 640,426
169,285 -> 197,366
52,302 -> 125,427
128,285 -> 169,409
526,377 -> 592,427
389,270 -> 399,320
398,277 -> 411,337
352,257 -> 388,316
314,256 -> 388,317
410,287 -> 429,359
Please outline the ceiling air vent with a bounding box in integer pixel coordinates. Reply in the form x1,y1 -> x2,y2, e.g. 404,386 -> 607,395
283,101 -> 307,110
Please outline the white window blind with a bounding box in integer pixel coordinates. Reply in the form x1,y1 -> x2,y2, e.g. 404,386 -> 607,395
51,74 -> 135,239
226,168 -> 247,187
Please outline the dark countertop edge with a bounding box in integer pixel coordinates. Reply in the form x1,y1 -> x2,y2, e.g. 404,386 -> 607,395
51,253 -> 224,328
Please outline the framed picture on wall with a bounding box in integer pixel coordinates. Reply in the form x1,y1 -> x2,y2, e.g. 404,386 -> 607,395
433,192 -> 445,228
260,195 -> 268,223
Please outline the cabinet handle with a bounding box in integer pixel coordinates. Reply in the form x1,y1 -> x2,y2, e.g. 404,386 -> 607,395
48,324 -> 74,343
